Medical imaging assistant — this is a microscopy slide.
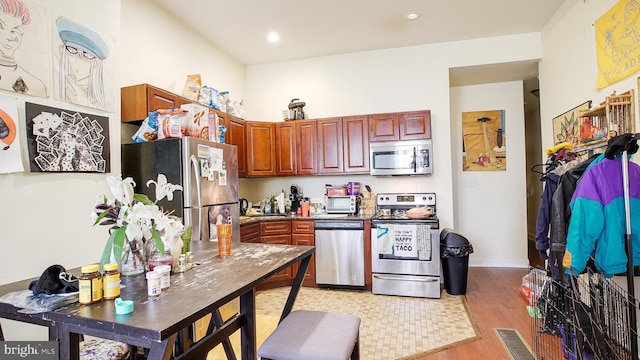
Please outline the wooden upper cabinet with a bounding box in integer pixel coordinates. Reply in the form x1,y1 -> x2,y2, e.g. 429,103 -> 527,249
295,120 -> 318,175
317,117 -> 344,173
121,84 -> 187,122
219,113 -> 247,177
342,115 -> 369,173
275,122 -> 296,176
369,113 -> 399,141
399,110 -> 431,140
246,122 -> 276,177
369,111 -> 431,141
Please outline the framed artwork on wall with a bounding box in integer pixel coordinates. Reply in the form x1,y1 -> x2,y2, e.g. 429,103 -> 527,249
25,102 -> 110,173
462,109 -> 506,171
552,101 -> 591,148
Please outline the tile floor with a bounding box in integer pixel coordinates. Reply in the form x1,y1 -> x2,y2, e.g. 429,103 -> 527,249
253,287 -> 479,360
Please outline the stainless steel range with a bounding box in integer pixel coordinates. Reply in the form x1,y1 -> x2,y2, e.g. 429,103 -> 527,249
370,192 -> 440,298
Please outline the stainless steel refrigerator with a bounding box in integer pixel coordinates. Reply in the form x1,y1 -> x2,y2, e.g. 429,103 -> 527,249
121,137 -> 240,243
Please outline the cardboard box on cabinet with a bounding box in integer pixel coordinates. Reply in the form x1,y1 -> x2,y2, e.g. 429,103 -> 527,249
180,103 -> 218,141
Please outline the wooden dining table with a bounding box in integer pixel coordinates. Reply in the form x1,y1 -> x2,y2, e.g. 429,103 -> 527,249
0,241 -> 315,359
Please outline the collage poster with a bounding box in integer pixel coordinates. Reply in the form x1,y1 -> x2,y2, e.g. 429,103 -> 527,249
25,102 -> 110,172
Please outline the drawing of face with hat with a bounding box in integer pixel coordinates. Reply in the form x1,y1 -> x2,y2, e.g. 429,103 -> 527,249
56,17 -> 110,111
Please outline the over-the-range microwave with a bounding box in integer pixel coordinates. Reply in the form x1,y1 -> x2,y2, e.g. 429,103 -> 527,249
369,139 -> 433,176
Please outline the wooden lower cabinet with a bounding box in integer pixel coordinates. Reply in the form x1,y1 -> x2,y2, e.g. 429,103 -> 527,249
292,220 -> 316,287
239,222 -> 260,243
259,221 -> 292,289
241,220 -> 316,290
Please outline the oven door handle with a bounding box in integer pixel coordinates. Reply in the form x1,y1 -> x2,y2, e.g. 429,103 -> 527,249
373,274 -> 439,282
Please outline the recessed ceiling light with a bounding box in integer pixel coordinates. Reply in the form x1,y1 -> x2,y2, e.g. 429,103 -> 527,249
405,12 -> 419,20
267,33 -> 279,42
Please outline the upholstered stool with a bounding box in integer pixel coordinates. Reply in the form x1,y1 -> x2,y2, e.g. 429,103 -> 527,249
79,339 -> 129,360
258,310 -> 360,360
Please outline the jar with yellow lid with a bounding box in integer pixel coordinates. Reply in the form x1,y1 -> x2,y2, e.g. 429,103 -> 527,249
79,264 -> 103,304
102,263 -> 120,300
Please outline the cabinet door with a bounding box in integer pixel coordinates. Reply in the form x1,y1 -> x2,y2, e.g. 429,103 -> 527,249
317,118 -> 344,173
147,86 -> 182,112
342,115 -> 370,173
224,115 -> 247,177
369,113 -> 399,142
399,110 -> 431,140
275,122 -> 296,176
262,234 -> 294,281
293,233 -> 315,286
261,221 -> 293,283
121,84 -> 183,123
246,122 -> 276,177
295,120 -> 318,175
261,220 -> 291,235
292,220 -> 314,234
240,222 -> 260,243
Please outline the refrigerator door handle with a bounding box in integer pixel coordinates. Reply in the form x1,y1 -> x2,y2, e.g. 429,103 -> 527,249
190,155 -> 202,208
190,155 -> 203,239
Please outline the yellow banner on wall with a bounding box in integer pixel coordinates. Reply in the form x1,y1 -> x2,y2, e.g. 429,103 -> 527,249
594,0 -> 640,89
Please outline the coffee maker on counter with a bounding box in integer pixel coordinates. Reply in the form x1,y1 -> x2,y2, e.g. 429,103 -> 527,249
289,184 -> 304,214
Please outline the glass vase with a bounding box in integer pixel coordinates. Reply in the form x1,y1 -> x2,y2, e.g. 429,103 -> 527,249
120,238 -> 146,276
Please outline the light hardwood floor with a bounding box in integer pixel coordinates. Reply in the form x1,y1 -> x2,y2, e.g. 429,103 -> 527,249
420,267 -> 534,360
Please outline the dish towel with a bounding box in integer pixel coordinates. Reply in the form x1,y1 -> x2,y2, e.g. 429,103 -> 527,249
393,224 -> 418,258
376,224 -> 393,254
417,225 -> 431,261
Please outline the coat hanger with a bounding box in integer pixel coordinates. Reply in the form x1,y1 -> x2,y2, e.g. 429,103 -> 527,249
531,162 -> 559,180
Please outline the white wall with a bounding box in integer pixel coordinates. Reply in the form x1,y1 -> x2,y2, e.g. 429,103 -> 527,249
540,0 -> 640,155
0,0 -> 122,279
0,0 -> 121,340
0,0 -> 247,341
450,82 -> 529,267
120,0 -> 246,100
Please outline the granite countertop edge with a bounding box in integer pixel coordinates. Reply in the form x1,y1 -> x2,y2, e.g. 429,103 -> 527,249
239,214 -> 371,225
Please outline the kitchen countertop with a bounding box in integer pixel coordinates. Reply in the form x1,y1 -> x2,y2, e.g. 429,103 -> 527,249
239,213 -> 371,225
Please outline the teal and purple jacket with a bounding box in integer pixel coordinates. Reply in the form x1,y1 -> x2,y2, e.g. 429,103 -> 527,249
566,155 -> 640,277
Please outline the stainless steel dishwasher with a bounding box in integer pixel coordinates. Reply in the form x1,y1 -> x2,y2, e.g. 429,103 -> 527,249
314,220 -> 365,289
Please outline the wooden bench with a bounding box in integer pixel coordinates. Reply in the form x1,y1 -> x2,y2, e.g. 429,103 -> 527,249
258,310 -> 360,360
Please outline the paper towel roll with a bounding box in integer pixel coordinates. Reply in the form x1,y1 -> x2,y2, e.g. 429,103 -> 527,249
277,192 -> 285,214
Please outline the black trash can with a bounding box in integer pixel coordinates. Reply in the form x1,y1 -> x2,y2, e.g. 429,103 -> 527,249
440,228 -> 474,295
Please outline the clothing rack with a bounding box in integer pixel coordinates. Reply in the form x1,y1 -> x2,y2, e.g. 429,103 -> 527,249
620,134 -> 639,360
531,133 -> 640,360
530,267 -> 639,360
